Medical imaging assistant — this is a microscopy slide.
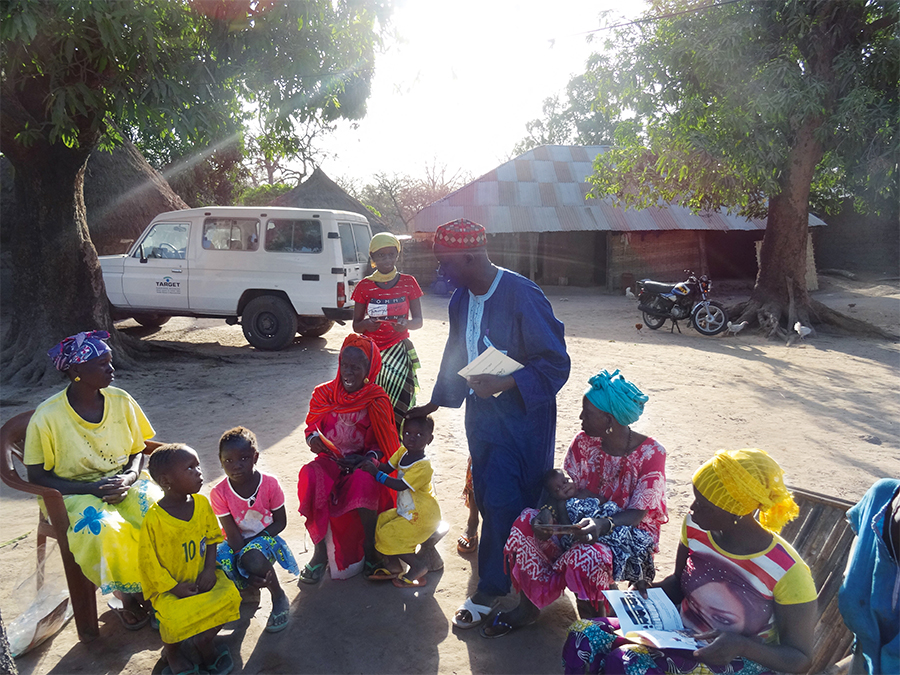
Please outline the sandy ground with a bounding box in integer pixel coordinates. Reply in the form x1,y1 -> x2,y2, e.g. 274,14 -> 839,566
1,273 -> 898,675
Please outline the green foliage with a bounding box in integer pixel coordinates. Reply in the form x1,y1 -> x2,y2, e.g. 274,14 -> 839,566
581,0 -> 898,218
1,0 -> 391,163
513,63 -> 621,156
236,182 -> 293,206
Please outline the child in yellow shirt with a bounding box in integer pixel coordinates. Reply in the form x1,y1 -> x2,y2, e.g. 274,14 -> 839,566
361,415 -> 441,588
140,444 -> 240,675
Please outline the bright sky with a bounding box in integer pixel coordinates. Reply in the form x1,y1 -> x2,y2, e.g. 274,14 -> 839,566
318,0 -> 647,184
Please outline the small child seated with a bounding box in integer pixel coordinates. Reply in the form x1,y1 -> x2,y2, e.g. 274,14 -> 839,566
537,468 -> 656,584
140,444 -> 240,675
210,427 -> 299,634
361,415 -> 441,588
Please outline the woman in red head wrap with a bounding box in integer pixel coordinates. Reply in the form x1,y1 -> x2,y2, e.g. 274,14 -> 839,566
297,334 -> 400,582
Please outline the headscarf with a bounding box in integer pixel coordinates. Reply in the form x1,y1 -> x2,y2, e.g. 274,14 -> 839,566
47,330 -> 112,371
367,232 -> 401,283
692,449 -> 799,533
369,232 -> 401,254
434,219 -> 487,249
305,333 -> 399,459
584,369 -> 648,426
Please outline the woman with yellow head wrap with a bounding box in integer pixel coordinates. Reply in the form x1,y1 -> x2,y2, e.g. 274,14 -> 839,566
351,232 -> 424,428
563,448 -> 818,675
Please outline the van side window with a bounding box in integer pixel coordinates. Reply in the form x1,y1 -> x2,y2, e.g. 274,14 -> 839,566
203,218 -> 260,251
351,223 -> 371,262
265,219 -> 322,253
338,222 -> 370,264
133,222 -> 190,259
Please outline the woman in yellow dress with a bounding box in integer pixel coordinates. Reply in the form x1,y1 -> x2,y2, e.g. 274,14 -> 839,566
24,330 -> 161,629
140,444 -> 240,675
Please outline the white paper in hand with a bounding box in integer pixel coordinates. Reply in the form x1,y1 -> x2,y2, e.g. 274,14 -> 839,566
458,346 -> 523,379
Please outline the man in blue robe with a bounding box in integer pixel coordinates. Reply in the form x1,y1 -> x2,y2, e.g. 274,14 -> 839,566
409,219 -> 570,632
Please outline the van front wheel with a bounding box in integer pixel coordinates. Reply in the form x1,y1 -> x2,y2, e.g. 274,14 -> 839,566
242,296 -> 298,350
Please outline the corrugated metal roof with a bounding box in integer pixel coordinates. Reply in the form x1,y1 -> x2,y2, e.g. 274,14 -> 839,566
411,145 -> 826,234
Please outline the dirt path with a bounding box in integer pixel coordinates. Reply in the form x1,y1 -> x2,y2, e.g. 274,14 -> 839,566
1,274 -> 897,674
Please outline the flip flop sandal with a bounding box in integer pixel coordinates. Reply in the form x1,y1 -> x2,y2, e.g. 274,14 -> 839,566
204,648 -> 234,675
451,596 -> 499,629
298,562 -> 325,585
392,573 -> 427,588
365,566 -> 398,581
479,611 -> 537,639
161,665 -> 204,675
457,533 -> 478,554
265,609 -> 290,633
106,600 -> 150,631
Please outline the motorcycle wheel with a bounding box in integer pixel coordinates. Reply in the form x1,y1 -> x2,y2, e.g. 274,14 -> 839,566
691,301 -> 728,336
642,312 -> 667,330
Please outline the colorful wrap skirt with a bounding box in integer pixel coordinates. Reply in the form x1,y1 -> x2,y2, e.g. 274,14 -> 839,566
57,472 -> 162,595
504,506 -> 657,611
376,339 -> 420,427
563,618 -> 771,675
215,534 -> 300,589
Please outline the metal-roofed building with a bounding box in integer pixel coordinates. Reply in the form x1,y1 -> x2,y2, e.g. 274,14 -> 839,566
409,145 -> 824,289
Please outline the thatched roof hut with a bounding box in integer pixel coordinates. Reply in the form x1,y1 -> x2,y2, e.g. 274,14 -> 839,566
1,138 -> 188,255
83,137 -> 189,255
269,167 -> 386,231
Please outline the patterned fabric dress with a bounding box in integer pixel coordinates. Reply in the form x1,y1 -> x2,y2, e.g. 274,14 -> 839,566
504,433 -> 667,610
23,386 -> 162,595
563,513 -> 817,675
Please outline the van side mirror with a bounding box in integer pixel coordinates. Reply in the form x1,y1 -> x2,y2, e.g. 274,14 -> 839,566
139,244 -> 147,263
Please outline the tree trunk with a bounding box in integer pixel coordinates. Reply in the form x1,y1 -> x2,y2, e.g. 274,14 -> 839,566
0,606 -> 16,675
738,118 -> 823,338
1,141 -> 120,384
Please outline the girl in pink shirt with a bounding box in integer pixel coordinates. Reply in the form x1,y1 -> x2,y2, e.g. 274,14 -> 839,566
210,427 -> 299,633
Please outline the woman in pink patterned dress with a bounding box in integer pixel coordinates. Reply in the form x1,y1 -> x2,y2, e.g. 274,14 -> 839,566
482,369 -> 667,638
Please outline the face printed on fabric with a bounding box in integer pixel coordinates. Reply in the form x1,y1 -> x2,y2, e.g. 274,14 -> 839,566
339,346 -> 370,394
371,246 -> 399,274
547,471 -> 576,500
219,440 -> 258,486
684,581 -> 748,633
165,448 -> 204,496
579,396 -> 609,438
402,419 -> 433,454
69,352 -> 115,389
689,486 -> 737,531
680,551 -> 772,637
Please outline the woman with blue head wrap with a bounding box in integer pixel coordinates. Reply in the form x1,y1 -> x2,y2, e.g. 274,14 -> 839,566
483,369 -> 668,638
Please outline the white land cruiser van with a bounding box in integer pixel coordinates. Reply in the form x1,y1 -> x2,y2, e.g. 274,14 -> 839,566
99,206 -> 373,350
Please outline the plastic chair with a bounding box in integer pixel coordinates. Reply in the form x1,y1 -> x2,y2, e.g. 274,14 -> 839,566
0,410 -> 160,643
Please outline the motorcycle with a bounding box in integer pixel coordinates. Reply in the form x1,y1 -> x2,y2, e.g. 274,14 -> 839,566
636,270 -> 728,336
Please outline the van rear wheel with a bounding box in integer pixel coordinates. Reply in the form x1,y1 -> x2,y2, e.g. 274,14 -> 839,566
242,296 -> 298,350
296,317 -> 335,338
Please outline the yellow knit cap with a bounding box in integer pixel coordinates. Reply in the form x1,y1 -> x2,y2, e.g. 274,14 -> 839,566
692,449 -> 799,533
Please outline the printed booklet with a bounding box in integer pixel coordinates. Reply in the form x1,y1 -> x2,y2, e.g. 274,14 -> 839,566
602,588 -> 707,651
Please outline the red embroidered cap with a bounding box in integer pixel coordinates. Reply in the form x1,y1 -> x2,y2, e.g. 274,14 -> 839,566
434,218 -> 487,249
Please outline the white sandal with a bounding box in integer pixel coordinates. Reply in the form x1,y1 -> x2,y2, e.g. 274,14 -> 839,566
452,596 -> 498,629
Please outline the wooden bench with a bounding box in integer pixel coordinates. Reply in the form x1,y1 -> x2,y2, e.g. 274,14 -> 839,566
781,486 -> 857,675
0,409 -> 160,643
